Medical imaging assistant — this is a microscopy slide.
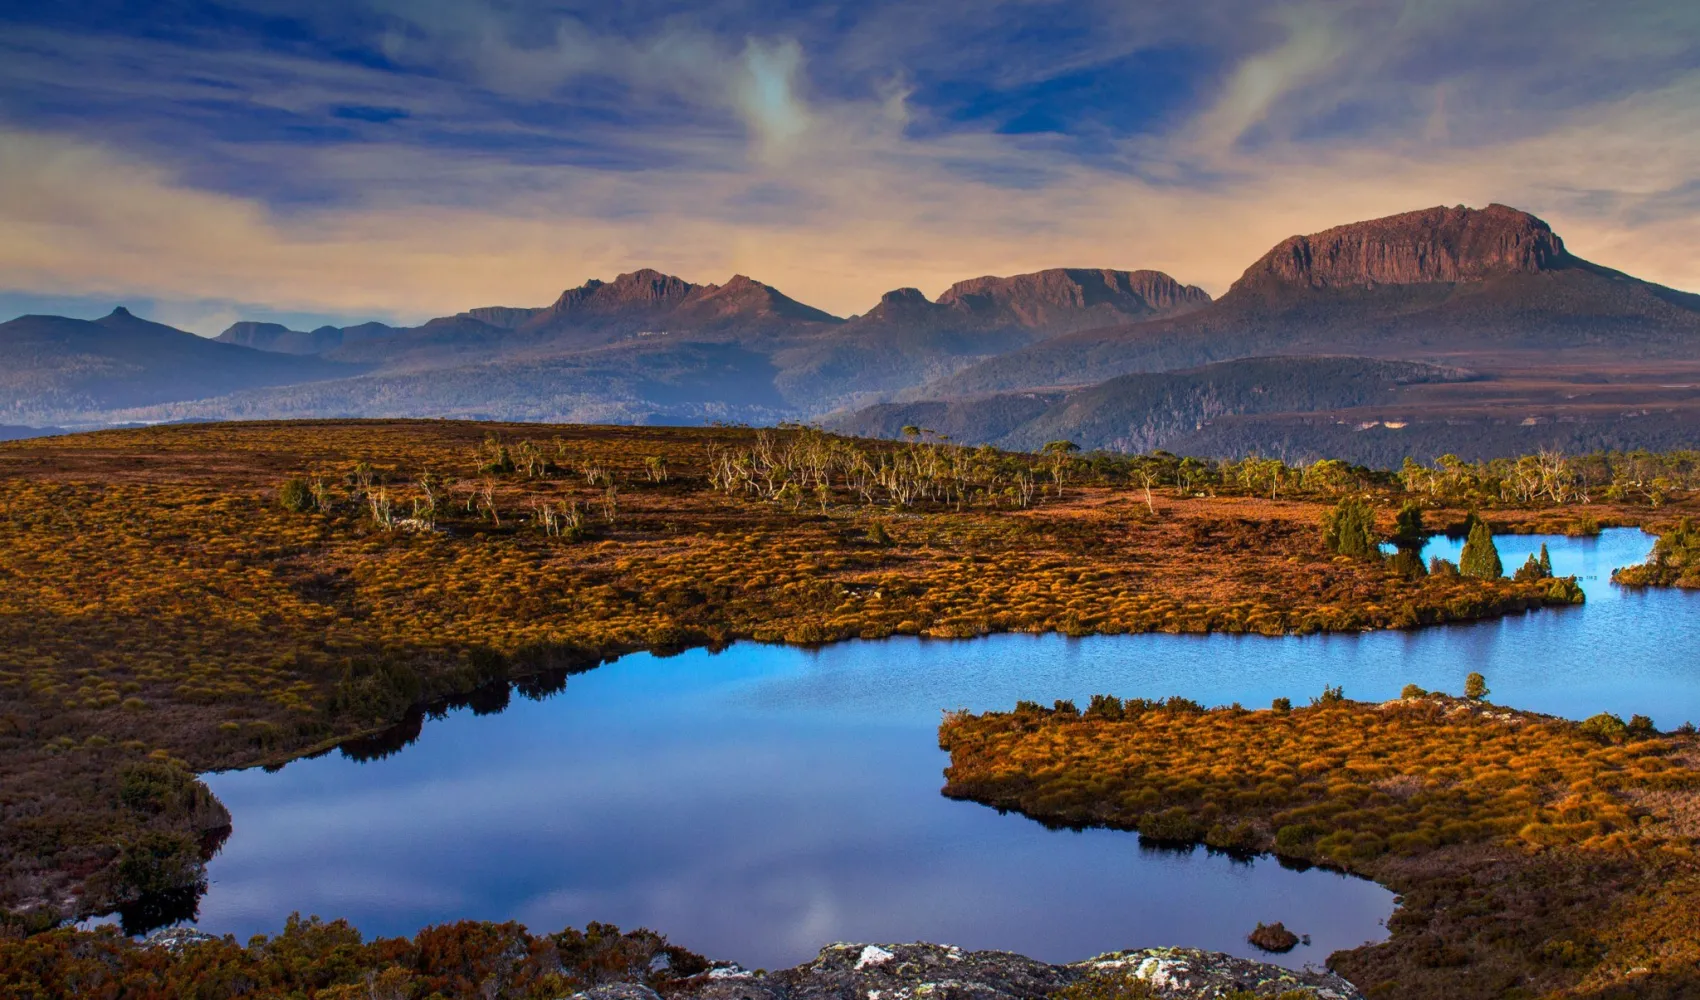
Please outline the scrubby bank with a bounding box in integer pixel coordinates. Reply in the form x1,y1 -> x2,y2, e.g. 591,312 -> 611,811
1612,519 -> 1700,589
0,926 -> 1361,1000
940,693 -> 1700,999
0,917 -> 709,999
0,421 -> 1651,927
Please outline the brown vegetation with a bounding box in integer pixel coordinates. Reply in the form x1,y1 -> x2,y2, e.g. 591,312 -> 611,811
1612,519 -> 1700,589
0,916 -> 708,999
939,694 -> 1700,999
0,420 -> 1665,931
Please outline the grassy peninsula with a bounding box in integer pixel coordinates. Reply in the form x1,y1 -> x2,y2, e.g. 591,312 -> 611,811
940,692 -> 1700,999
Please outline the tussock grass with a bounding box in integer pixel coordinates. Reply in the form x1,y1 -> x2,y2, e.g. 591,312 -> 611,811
941,694 -> 1700,999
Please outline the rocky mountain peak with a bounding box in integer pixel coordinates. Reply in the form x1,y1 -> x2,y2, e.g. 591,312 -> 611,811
1233,203 -> 1573,294
545,270 -> 698,315
880,288 -> 932,307
605,269 -> 698,302
937,268 -> 1211,324
680,274 -> 838,324
697,274 -> 778,307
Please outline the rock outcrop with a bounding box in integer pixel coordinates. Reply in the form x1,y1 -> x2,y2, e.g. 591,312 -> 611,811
1233,204 -> 1572,293
533,270 -> 839,330
937,269 -> 1211,328
648,942 -> 1362,1000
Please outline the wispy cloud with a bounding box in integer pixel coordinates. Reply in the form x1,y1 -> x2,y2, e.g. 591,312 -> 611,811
0,0 -> 1697,332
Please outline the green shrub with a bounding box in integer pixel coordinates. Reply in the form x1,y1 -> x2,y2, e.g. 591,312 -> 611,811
1393,502 -> 1426,547
1459,520 -> 1503,579
1139,806 -> 1200,842
1388,547 -> 1427,579
1514,550 -> 1552,582
331,659 -> 424,721
1322,498 -> 1380,559
1205,821 -> 1258,852
116,831 -> 203,896
1579,713 -> 1629,743
278,477 -> 313,513
1274,823 -> 1317,852
1464,672 -> 1489,701
1086,694 -> 1125,720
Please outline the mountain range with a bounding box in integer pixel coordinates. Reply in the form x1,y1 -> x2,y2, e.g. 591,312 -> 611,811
3,203 -> 1698,462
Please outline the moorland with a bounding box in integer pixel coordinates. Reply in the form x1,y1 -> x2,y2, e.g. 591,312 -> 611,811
0,420 -> 1695,994
941,692 -> 1700,1000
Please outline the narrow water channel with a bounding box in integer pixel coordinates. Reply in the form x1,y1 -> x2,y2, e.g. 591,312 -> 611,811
188,529 -> 1697,970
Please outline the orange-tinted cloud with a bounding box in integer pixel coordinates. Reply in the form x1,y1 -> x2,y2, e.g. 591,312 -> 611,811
1,1 -> 1697,332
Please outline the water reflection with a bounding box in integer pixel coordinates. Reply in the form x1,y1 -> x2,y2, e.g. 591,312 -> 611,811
185,529 -> 1696,970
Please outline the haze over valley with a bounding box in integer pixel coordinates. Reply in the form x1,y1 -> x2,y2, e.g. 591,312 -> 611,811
6,203 -> 1700,463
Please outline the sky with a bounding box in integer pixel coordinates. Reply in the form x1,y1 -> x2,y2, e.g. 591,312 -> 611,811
1,0 -> 1698,335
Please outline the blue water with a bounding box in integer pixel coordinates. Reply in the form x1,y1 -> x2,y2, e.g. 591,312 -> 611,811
190,529 -> 1697,970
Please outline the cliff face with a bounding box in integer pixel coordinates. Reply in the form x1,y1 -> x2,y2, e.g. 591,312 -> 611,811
1233,204 -> 1573,293
527,270 -> 838,332
937,268 -> 1211,327
459,306 -> 543,329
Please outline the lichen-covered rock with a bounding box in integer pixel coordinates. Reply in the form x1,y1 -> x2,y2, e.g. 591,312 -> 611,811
1077,947 -> 1361,998
574,984 -> 664,1000
670,942 -> 1361,1000
142,926 -> 221,952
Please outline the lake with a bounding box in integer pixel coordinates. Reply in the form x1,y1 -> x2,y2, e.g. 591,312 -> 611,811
186,528 -> 1696,970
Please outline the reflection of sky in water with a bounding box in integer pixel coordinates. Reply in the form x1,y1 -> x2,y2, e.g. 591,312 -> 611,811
198,529 -> 1698,970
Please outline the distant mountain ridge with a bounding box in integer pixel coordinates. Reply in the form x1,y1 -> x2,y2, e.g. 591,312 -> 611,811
201,266 -> 1210,412
919,203 -> 1700,400
829,356 -> 1475,454
217,320 -> 399,355
9,202 -> 1700,462
2,307 -> 360,423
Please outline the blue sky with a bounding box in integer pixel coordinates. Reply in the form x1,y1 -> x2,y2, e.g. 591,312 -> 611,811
2,0 -> 1698,333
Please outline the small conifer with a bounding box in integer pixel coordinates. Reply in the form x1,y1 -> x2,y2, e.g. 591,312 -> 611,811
1323,498 -> 1380,560
1514,551 -> 1551,582
1389,547 -> 1427,579
1459,519 -> 1503,579
1393,502 -> 1426,547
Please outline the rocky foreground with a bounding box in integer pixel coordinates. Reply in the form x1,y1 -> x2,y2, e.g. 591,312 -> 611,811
602,942 -> 1362,1000
136,930 -> 1361,999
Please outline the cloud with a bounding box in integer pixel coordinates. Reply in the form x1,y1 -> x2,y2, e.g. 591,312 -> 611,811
1188,5 -> 1344,155
0,0 -> 1698,330
737,38 -> 811,160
